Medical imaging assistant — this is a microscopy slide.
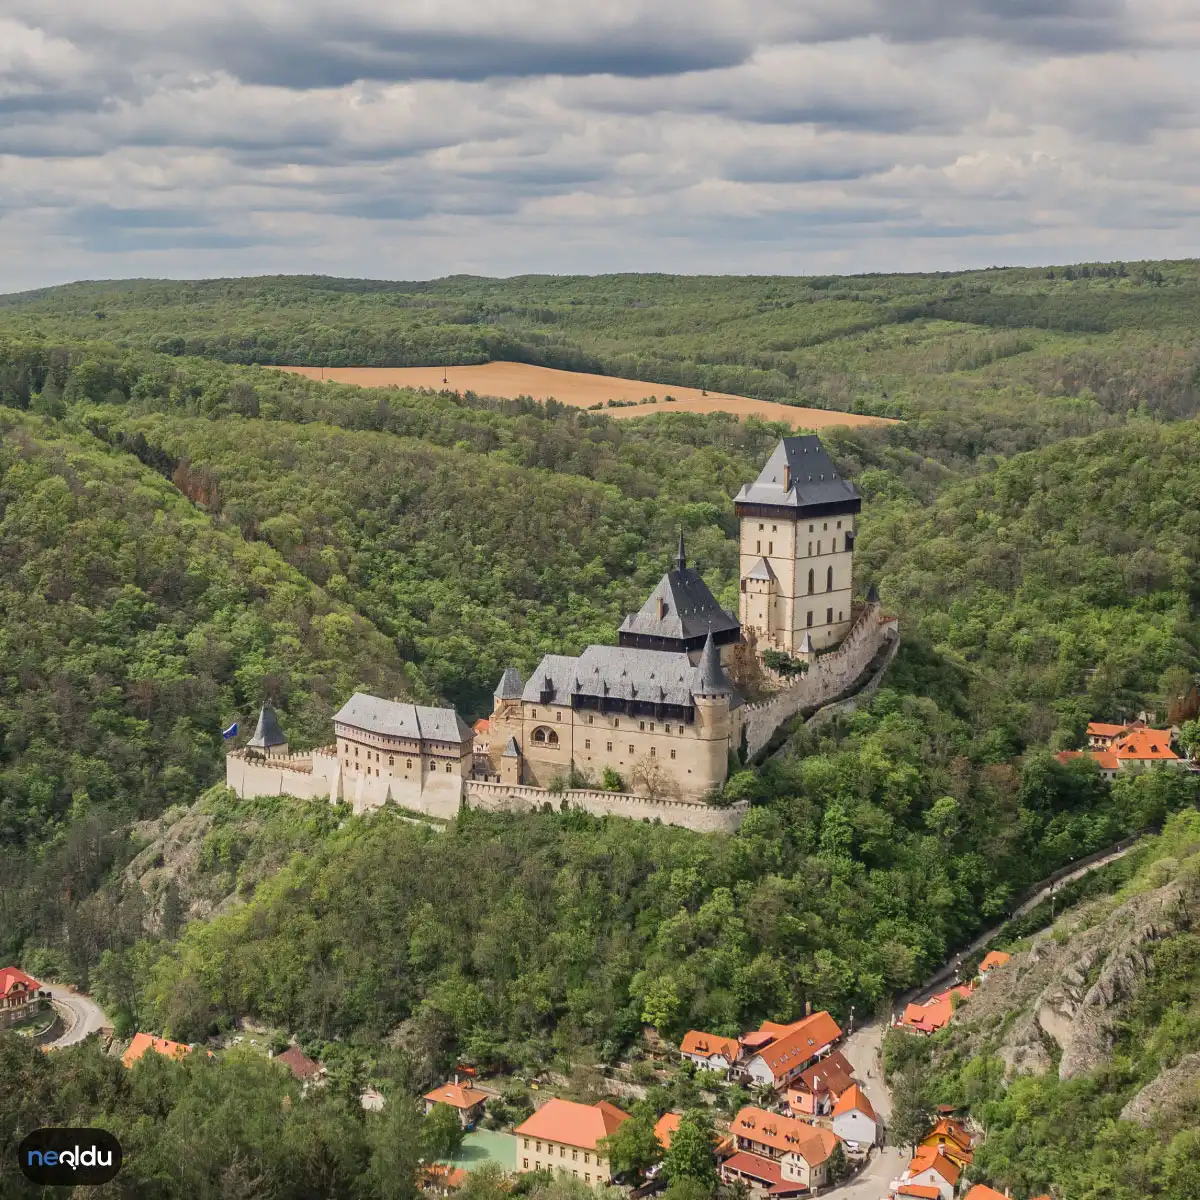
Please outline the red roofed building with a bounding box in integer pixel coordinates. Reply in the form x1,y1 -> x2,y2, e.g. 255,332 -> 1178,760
978,951 -> 1011,982
276,1044 -> 324,1084
423,1164 -> 469,1195
920,1118 -> 974,1167
892,1186 -> 943,1200
680,1030 -> 741,1073
786,1049 -> 857,1116
831,1084 -> 878,1149
963,1186 -> 1009,1200
424,1080 -> 489,1128
743,1011 -> 842,1088
1061,724 -> 1180,780
1087,721 -> 1132,748
122,1032 -> 194,1068
726,1106 -> 842,1191
515,1098 -> 629,1182
891,1147 -> 961,1200
897,985 -> 973,1036
654,1112 -> 682,1151
0,967 -> 46,1029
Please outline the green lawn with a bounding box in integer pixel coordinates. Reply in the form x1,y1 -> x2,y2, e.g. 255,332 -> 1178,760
439,1130 -> 518,1172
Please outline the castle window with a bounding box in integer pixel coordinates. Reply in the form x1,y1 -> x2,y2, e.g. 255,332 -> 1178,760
768,542 -> 773,554
588,715 -> 594,724
639,721 -> 645,731
807,541 -> 812,555
807,568 -> 814,594
807,611 -> 813,627
809,524 -> 814,532
670,749 -> 676,759
607,742 -> 613,751
629,745 -> 634,755
614,719 -> 619,728
665,724 -> 671,733
758,523 -> 763,531
817,540 -> 822,554
389,756 -> 394,766
375,768 -> 379,776
649,723 -> 654,731
827,607 -> 834,624
650,747 -> 656,757
823,522 -> 828,531
556,711 -> 561,721
531,709 -> 536,718
756,540 -> 761,552
407,760 -> 412,768
839,611 -> 844,621
772,524 -> 777,532
827,566 -> 834,592
837,520 -> 842,529
533,728 -> 546,743
585,739 -> 591,749
354,746 -> 359,756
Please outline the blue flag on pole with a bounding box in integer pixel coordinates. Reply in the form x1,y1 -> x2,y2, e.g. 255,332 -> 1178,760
222,722 -> 239,740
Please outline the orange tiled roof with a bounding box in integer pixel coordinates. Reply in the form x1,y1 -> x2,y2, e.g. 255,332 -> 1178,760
908,1147 -> 961,1185
277,1045 -> 323,1080
473,718 -> 490,734
832,1083 -> 876,1121
425,1082 -> 489,1109
979,951 -> 1011,973
746,1011 -> 842,1080
0,966 -> 41,997
963,1186 -> 1009,1200
789,1050 -> 857,1098
680,1030 -> 740,1062
1113,729 -> 1178,761
730,1106 -> 838,1166
655,1112 -> 682,1150
1087,722 -> 1128,737
899,985 -> 973,1034
122,1032 -> 193,1068
925,1117 -> 972,1151
895,1187 -> 943,1200
515,1098 -> 629,1150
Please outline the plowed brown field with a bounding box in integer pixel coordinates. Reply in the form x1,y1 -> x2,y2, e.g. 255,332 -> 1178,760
275,363 -> 896,430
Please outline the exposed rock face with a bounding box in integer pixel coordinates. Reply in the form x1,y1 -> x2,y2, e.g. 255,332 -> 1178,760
1120,1052 -> 1200,1125
953,878 -> 1195,1081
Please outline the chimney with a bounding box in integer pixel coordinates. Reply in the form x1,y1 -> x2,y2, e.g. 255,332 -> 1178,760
783,465 -> 791,491
805,1000 -> 812,1017
658,597 -> 666,619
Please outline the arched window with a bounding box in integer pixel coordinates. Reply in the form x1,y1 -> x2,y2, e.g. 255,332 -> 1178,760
533,727 -> 558,746
807,568 -> 814,594
533,728 -> 546,743
827,566 -> 834,592
389,755 -> 394,766
548,730 -> 559,746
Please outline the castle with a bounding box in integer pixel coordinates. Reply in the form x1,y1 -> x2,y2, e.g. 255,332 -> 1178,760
226,436 -> 896,827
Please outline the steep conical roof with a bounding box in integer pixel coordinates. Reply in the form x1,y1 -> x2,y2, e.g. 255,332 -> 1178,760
502,736 -> 521,758
675,529 -> 687,574
247,704 -> 287,749
866,583 -> 879,604
694,633 -> 733,695
494,667 -> 524,701
798,631 -> 814,655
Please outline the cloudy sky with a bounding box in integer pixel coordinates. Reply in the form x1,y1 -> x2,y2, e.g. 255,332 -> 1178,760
2,0 -> 1199,289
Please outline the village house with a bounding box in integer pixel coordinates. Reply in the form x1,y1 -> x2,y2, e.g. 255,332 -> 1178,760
920,1118 -> 974,1169
0,966 -> 46,1029
122,1032 -> 195,1068
654,1112 -> 682,1151
897,985 -> 974,1036
830,1084 -> 878,1151
891,1146 -> 961,1200
786,1048 -> 857,1117
741,1011 -> 843,1089
1058,721 -> 1182,780
977,951 -> 1011,982
963,1186 -> 1010,1200
515,1098 -> 630,1183
275,1044 -> 325,1088
422,1165 -> 468,1196
679,1030 -> 741,1074
724,1106 -> 842,1194
424,1079 -> 489,1129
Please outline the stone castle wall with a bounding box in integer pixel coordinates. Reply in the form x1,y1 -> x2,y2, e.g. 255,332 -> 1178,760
741,603 -> 898,761
464,781 -> 749,834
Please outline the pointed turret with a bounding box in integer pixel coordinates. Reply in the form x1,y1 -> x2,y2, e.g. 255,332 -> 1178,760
798,631 -> 814,656
694,632 -> 733,695
866,582 -> 879,604
494,667 -> 524,702
675,529 -> 687,574
247,704 -> 288,756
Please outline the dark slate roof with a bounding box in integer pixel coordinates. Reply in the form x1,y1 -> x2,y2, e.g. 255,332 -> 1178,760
494,667 -> 524,701
618,537 -> 740,643
866,582 -> 879,604
695,633 -> 734,696
523,643 -> 740,709
247,704 -> 287,748
734,436 -> 860,511
502,736 -> 521,758
333,693 -> 472,743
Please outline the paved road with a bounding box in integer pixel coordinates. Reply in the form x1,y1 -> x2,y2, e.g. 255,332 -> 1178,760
44,983 -> 111,1048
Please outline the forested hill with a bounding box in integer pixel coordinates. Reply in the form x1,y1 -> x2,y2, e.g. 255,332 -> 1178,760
1,265 -> 1199,1081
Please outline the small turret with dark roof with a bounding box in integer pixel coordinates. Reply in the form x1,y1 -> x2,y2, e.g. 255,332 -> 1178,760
247,704 -> 288,757
494,667 -> 524,702
694,633 -> 734,696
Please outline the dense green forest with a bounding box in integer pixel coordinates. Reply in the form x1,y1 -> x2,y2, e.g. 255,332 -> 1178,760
884,809 -> 1200,1200
2,266 -> 1200,1196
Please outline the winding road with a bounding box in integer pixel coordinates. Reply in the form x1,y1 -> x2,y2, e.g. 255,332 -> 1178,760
44,983 -> 111,1048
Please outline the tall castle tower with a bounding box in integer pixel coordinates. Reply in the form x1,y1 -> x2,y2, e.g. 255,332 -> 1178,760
734,436 -> 862,654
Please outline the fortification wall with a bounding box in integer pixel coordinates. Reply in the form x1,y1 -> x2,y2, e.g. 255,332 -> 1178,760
741,604 -> 898,761
226,754 -> 330,802
464,781 -> 748,834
